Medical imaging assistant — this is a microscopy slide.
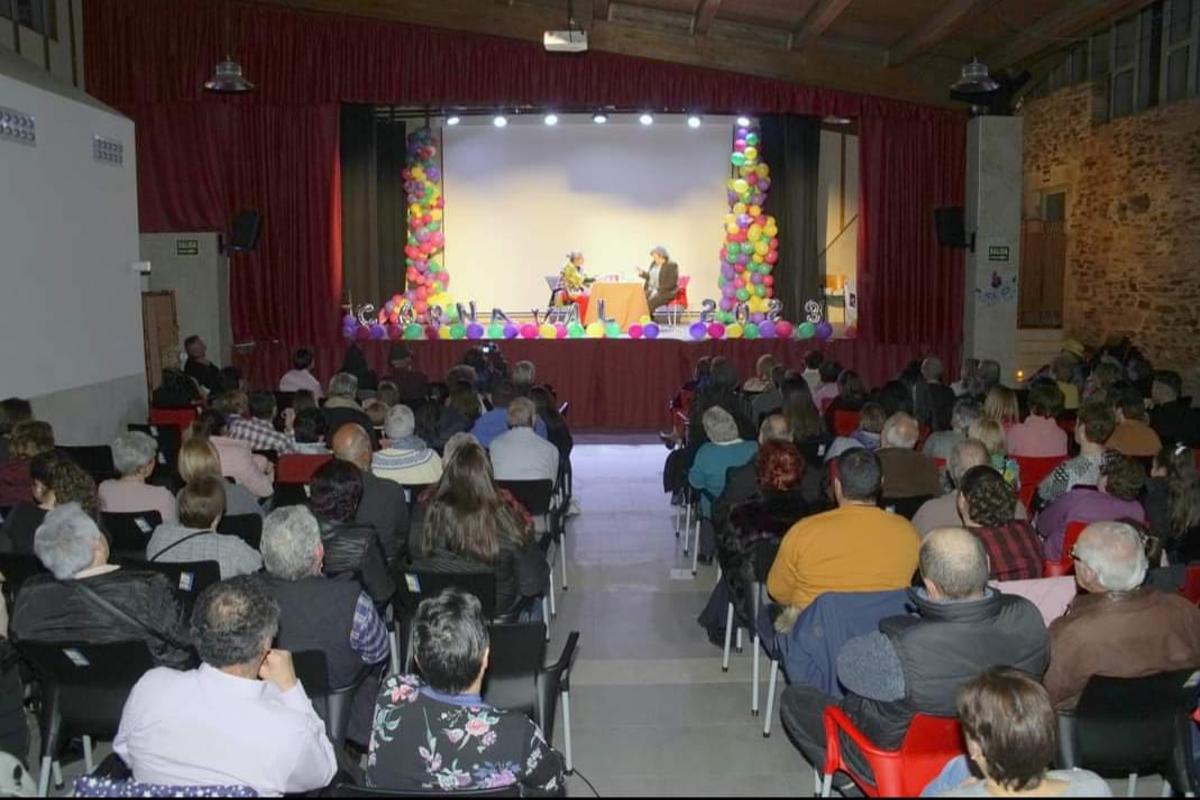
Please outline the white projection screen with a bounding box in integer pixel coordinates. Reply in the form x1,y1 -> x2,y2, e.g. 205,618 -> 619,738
442,115 -> 733,314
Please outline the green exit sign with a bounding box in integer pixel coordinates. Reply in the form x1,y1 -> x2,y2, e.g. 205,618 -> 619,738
176,239 -> 199,256
987,245 -> 1010,262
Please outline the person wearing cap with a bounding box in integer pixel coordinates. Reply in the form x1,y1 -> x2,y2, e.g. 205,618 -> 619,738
385,343 -> 429,407
638,245 -> 679,315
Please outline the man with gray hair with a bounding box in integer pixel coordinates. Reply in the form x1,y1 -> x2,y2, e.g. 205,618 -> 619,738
98,430 -> 177,522
877,412 -> 941,500
372,404 -> 444,486
911,439 -> 1030,536
490,396 -> 560,483
261,505 -> 389,745
11,503 -> 191,667
322,372 -> 376,450
779,526 -> 1047,780
922,397 -> 982,463
1043,521 -> 1200,710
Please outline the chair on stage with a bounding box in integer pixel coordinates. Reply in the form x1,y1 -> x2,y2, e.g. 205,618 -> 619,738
653,275 -> 690,328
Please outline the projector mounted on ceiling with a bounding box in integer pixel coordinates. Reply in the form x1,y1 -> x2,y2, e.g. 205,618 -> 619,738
544,29 -> 588,53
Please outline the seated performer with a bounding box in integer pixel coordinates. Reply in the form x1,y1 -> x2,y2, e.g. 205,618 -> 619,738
554,251 -> 592,319
639,245 -> 680,316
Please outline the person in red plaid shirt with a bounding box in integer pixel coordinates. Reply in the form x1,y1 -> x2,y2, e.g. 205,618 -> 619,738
957,465 -> 1043,581
228,392 -> 297,455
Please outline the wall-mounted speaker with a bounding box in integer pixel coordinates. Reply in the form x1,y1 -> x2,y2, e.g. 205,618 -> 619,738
229,209 -> 262,253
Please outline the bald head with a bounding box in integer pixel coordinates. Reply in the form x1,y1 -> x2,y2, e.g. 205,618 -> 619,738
758,414 -> 792,445
1073,521 -> 1148,593
882,412 -> 920,450
331,423 -> 372,471
920,527 -> 990,600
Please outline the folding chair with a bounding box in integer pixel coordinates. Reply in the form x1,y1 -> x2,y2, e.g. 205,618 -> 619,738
217,513 -> 263,550
58,445 -> 117,483
100,511 -> 162,561
276,453 -> 330,484
1042,520 -> 1088,577
273,481 -> 309,507
1013,455 -> 1066,511
121,559 -> 220,616
147,407 -> 198,432
0,552 -> 48,604
819,708 -> 964,797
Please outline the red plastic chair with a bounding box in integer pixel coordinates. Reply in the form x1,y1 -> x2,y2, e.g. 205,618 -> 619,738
658,276 -> 691,326
933,457 -> 948,471
1181,565 -> 1200,605
1041,520 -> 1089,577
276,453 -> 332,485
820,707 -> 964,797
832,410 -> 861,437
1013,455 -> 1065,511
148,406 -> 199,432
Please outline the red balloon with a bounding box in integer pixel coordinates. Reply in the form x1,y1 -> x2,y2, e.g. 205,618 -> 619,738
765,251 -> 779,264
756,215 -> 768,227
764,275 -> 774,286
769,237 -> 779,250
746,173 -> 759,185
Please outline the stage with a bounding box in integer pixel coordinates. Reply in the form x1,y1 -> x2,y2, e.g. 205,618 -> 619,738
234,337 -> 958,430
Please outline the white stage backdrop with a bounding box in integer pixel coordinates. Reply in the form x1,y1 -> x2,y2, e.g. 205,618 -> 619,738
442,115 -> 732,315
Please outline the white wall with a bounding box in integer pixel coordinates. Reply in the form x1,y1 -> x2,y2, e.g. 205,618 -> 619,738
443,115 -> 732,313
0,47 -> 145,443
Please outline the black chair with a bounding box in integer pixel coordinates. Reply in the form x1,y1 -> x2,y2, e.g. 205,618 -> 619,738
16,640 -> 155,795
883,495 -> 933,520
497,479 -> 562,623
121,558 -> 220,615
1056,668 -> 1199,795
0,505 -> 11,524
0,552 -> 48,605
127,424 -> 182,490
331,782 -> 519,797
217,514 -> 263,550
485,624 -> 581,774
400,483 -> 434,514
100,511 -> 163,561
274,482 -> 309,507
292,650 -> 370,750
58,445 -> 117,483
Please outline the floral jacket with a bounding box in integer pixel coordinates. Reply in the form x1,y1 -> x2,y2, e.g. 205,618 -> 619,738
365,674 -> 565,796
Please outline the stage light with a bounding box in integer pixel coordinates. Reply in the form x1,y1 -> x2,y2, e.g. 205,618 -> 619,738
736,115 -> 751,127
493,114 -> 508,128
544,113 -> 559,126
592,112 -> 608,124
687,115 -> 702,128
639,112 -> 654,126
446,115 -> 461,126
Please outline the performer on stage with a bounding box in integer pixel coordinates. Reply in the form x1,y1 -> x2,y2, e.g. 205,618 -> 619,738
553,251 -> 592,319
639,246 -> 679,316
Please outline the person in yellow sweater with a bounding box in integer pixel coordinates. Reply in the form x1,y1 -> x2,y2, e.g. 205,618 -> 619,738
767,448 -> 920,629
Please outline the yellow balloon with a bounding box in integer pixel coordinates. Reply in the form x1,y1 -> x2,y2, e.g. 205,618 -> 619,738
733,179 -> 749,195
733,203 -> 747,215
765,227 -> 778,239
754,241 -> 769,256
585,322 -> 605,339
756,164 -> 770,178
726,223 -> 739,235
438,326 -> 452,340
744,146 -> 758,161
539,323 -> 557,339
639,315 -> 652,325
430,209 -> 443,221
752,254 -> 764,263
747,224 -> 763,241
726,323 -> 744,339
409,203 -> 422,217
739,166 -> 753,177
749,205 -> 761,217
727,178 -> 738,191
412,167 -> 425,179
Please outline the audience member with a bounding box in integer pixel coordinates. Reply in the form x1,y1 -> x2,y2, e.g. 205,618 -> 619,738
743,354 -> 778,394
687,357 -> 755,450
114,576 -> 338,794
292,389 -> 318,414
875,380 -> 915,419
211,389 -> 249,423
0,397 -> 33,461
983,385 -> 1020,430
711,414 -> 794,534
191,410 -> 274,498
957,466 -> 1042,581
977,359 -> 1002,397
1037,402 -> 1116,505
812,360 -> 842,412
1146,444 -> 1200,563
688,407 -> 757,518
1106,382 -> 1163,457
308,459 -> 394,604
1083,360 -> 1122,403
385,343 -> 429,405
511,359 -> 537,395
416,442 -> 548,616
825,402 -> 886,461
365,589 -> 565,793
229,392 -> 296,455
219,366 -> 245,395
98,431 -> 176,522
373,405 -> 444,487
376,381 -> 400,409
969,418 -> 1020,490
1043,521 -> 1200,710
0,453 -> 99,555
12,503 -> 191,667
913,439 -> 1027,537
291,407 -> 331,455
472,380 -> 547,448
340,343 -> 379,392
922,398 -> 982,464
900,360 -> 937,432
363,399 -> 390,437
279,348 -> 323,399
1037,454 -> 1146,561
331,423 -> 407,562
147,477 -> 262,578
1149,370 -> 1197,447
766,449 -> 919,623
801,350 -> 823,389
177,437 -> 262,516
323,372 -> 377,448
782,377 -> 830,468
876,412 -> 941,500
922,357 -> 957,432
750,364 -> 788,424
925,668 -> 1110,797
1006,381 -> 1068,458
779,528 -> 1047,775
951,357 -> 980,397
822,369 -> 868,432
1052,354 -> 1082,412
182,335 -> 223,396
260,505 -> 387,746
0,420 -> 54,506
491,397 -> 561,484
530,386 -> 574,464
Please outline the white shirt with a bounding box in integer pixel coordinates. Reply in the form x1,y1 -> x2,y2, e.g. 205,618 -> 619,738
114,664 -> 337,796
490,427 -> 560,484
279,369 -> 323,399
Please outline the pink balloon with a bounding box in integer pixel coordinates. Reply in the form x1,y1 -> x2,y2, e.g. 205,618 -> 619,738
766,251 -> 779,264
520,323 -> 538,340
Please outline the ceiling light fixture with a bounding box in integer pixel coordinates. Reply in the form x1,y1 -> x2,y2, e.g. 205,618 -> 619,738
951,58 -> 1000,93
639,112 -> 654,126
493,114 -> 509,128
687,115 -> 702,128
544,113 -> 559,126
446,115 -> 461,126
592,112 -> 608,124
204,3 -> 254,93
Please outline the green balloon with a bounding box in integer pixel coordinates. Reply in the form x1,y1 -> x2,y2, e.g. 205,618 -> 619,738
443,304 -> 459,321
754,285 -> 766,297
449,324 -> 466,339
486,323 -> 504,339
567,322 -> 584,338
746,133 -> 759,146
743,323 -> 760,339
403,323 -> 424,340
428,222 -> 440,232
730,152 -> 746,167
728,242 -> 741,255
605,321 -> 621,338
797,321 -> 816,339
718,311 -> 735,324
736,288 -> 750,301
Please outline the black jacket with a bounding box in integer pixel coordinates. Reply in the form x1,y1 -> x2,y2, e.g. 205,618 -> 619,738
184,358 -> 223,396
357,470 -> 408,563
1150,399 -> 1199,448
0,504 -> 47,555
266,574 -> 366,688
411,539 -> 549,616
318,518 -> 395,604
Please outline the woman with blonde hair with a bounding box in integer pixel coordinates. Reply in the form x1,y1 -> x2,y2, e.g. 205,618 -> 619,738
968,418 -> 1020,491
743,354 -> 778,394
177,436 -> 263,516
983,385 -> 1020,430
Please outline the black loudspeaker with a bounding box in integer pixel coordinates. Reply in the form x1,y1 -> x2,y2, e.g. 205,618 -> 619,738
934,206 -> 973,251
229,210 -> 262,253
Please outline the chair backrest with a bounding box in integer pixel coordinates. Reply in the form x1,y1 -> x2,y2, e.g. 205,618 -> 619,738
884,495 -> 933,521
122,559 -> 220,612
1181,564 -> 1200,605
401,483 -> 435,513
216,514 -> 263,550
669,275 -> 690,307
100,511 -> 164,560
0,553 -> 49,601
750,539 -> 780,584
483,622 -> 549,723
276,454 -> 332,485
272,482 -> 309,507
1042,520 -> 1089,578
291,649 -> 367,748
832,410 -> 861,437
274,391 -> 296,411
147,407 -> 198,432
399,569 -> 499,621
59,445 -> 118,483
127,424 -> 183,485
73,776 -> 258,797
496,479 -> 554,517
1013,455 -> 1064,510
823,707 -> 963,797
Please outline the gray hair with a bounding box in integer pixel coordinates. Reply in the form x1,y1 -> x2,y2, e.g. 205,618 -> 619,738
384,404 -> 416,440
328,371 -> 359,400
921,357 -> 944,382
882,412 -> 920,449
443,432 -> 480,463
920,527 -> 990,599
702,406 -> 739,444
34,502 -> 103,579
651,245 -> 670,261
949,439 -> 991,486
111,430 -> 159,477
951,398 -> 983,434
1074,521 -> 1148,591
260,506 -> 322,581
511,361 -> 536,388
759,414 -> 792,444
507,396 -> 537,429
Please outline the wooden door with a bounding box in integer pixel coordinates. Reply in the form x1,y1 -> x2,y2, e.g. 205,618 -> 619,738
1019,219 -> 1066,329
142,291 -> 179,397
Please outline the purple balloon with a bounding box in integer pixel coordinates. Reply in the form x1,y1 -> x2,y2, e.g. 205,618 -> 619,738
759,177 -> 771,191
719,298 -> 735,311
426,167 -> 441,182
726,190 -> 738,204
750,273 -> 763,284
736,213 -> 751,227
815,321 -> 834,340
342,325 -> 357,340
736,127 -> 749,139
643,322 -> 660,340
758,320 -> 777,339
688,321 -> 707,341
503,323 -> 520,340
721,264 -> 735,280
737,254 -> 750,265
466,322 -> 485,340
750,312 -> 765,323
370,323 -> 388,340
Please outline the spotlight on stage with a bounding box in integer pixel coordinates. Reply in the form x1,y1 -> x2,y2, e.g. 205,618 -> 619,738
687,115 -> 702,129
446,115 -> 461,126
544,113 -> 559,126
493,114 -> 508,128
736,115 -> 751,127
639,112 -> 654,126
592,111 -> 608,124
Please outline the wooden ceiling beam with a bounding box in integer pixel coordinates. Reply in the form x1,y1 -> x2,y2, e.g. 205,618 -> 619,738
886,0 -> 992,67
987,0 -> 1147,67
789,0 -> 855,51
692,0 -> 721,36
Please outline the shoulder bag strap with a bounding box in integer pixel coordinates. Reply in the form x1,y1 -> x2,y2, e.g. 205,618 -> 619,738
72,580 -> 192,652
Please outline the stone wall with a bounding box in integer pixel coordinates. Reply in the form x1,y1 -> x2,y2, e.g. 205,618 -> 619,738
1022,85 -> 1200,386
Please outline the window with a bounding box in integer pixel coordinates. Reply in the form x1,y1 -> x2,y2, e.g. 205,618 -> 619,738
1136,4 -> 1164,111
1042,192 -> 1067,222
1163,0 -> 1195,103
0,0 -> 56,39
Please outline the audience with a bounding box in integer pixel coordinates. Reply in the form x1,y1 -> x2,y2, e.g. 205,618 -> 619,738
812,360 -> 842,412
373,405 -> 444,487
1005,381 -> 1068,458
1037,402 -> 1116,506
340,343 -> 379,392
182,334 -> 223,396
983,385 -> 1020,430
957,466 -> 1042,581
801,350 -> 823,390
177,436 -> 263,516
1037,454 -> 1146,561
0,453 -> 98,555
779,527 -> 1047,776
472,380 -> 548,448
921,357 -> 957,432
876,412 -> 941,500
147,477 -> 262,578
688,407 -> 757,518
1051,354 -> 1082,412
766,449 -> 919,626
0,397 -> 33,461
331,423 -> 407,562
98,431 -> 177,522
951,357 -> 980,397
922,398 -> 982,464
365,588 -> 565,793
688,357 -> 755,450
912,439 -> 1028,537
743,354 -> 778,394
749,364 -> 788,423
376,381 -> 400,409
1106,382 -> 1163,457
1043,521 -> 1200,710
711,414 -> 794,533
190,410 -> 274,498
875,380 -> 915,419
323,372 -> 377,448
114,576 -> 338,794
1149,370 -> 1197,447
1146,444 -> 1200,563
260,505 -> 387,746
308,459 -> 395,604
229,391 -> 296,454
822,369 -> 868,431
279,347 -> 323,399
490,397 -> 560,484
977,359 -> 1002,397
12,503 -> 191,667
782,376 -> 830,468
0,420 -> 54,506
511,359 -> 537,395
291,407 -> 331,455
385,343 -> 429,405
825,402 -> 886,461
969,418 -> 1020,490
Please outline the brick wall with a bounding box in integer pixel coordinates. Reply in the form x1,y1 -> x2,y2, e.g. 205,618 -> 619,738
1022,85 -> 1200,387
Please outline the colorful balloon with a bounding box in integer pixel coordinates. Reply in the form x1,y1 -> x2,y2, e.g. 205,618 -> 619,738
797,322 -> 816,339
520,323 -> 538,339
688,321 -> 707,340
627,324 -> 644,339
585,322 -> 606,338
643,322 -> 660,339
